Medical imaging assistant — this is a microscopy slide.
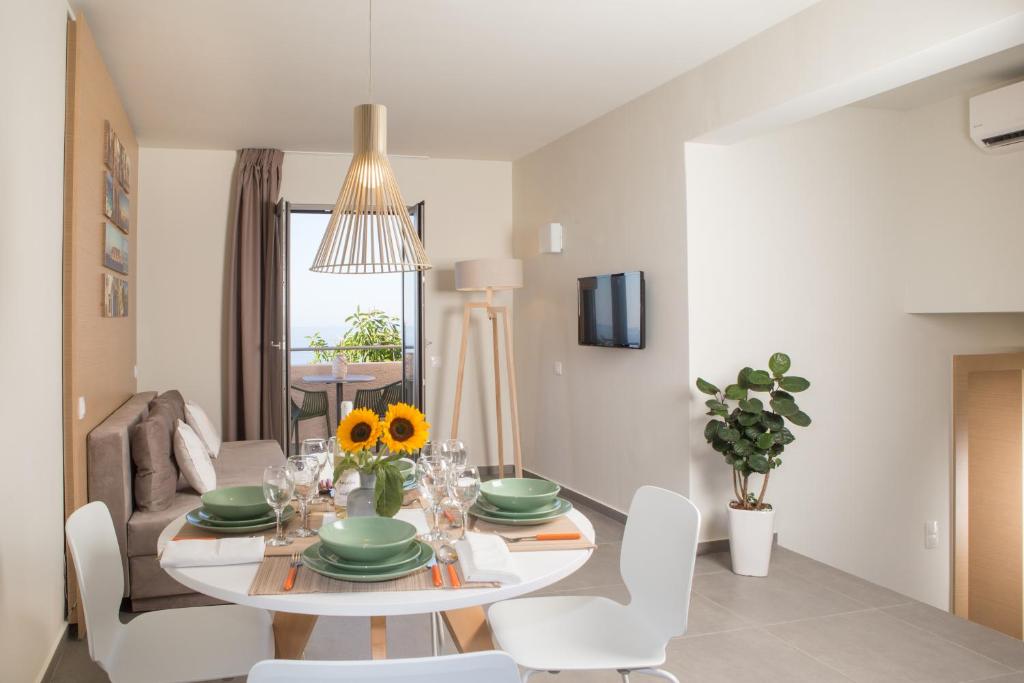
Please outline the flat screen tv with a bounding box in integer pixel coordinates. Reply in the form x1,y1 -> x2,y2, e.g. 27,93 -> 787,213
578,271 -> 645,349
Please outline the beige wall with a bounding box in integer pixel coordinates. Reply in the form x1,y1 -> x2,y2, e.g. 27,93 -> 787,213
0,1 -> 70,680
137,150 -> 514,465
900,92 -> 1024,313
686,106 -> 1024,608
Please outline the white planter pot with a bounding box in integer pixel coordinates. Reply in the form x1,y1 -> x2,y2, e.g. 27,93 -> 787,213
331,356 -> 349,378
728,505 -> 775,577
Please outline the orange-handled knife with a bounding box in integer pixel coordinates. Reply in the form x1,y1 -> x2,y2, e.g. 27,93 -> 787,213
429,558 -> 443,587
446,563 -> 461,588
503,532 -> 581,543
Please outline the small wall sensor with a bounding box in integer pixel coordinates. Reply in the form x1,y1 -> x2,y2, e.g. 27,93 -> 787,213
539,223 -> 563,254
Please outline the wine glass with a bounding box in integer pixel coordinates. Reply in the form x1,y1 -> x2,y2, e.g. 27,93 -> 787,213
415,454 -> 450,543
443,439 -> 468,473
448,466 -> 481,538
286,455 -> 319,538
263,465 -> 295,547
301,438 -> 329,500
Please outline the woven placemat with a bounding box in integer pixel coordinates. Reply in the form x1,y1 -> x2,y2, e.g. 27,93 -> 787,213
248,555 -> 498,595
470,514 -> 595,552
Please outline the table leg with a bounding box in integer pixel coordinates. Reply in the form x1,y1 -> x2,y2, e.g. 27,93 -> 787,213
441,606 -> 496,653
273,612 -> 319,659
371,615 -> 388,659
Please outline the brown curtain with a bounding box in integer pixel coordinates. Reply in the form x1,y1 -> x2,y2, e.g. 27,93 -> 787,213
225,149 -> 285,443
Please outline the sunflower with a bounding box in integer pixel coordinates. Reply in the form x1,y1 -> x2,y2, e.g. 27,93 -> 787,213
337,408 -> 381,453
380,403 -> 430,453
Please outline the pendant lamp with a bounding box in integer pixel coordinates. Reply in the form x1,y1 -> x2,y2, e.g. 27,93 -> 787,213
310,2 -> 431,274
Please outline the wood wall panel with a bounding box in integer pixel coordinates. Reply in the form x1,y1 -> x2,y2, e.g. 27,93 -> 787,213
63,14 -> 138,625
966,369 -> 1024,638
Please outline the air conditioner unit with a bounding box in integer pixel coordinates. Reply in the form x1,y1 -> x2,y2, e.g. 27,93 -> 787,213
969,79 -> 1024,152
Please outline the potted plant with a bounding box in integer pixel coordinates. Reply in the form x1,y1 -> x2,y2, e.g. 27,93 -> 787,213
332,403 -> 430,517
305,331 -> 349,377
696,352 -> 811,576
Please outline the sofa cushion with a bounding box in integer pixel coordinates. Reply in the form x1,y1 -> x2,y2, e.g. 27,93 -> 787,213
154,389 -> 186,423
185,400 -> 222,457
173,420 -> 217,493
130,415 -> 179,512
127,438 -> 285,558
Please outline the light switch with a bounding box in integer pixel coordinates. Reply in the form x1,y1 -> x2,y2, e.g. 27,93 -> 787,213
553,361 -> 563,376
77,396 -> 86,420
924,520 -> 938,549
430,356 -> 441,368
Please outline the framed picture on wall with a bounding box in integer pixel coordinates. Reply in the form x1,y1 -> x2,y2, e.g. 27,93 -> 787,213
115,186 -> 130,231
103,221 -> 128,274
103,170 -> 115,221
103,120 -> 115,170
120,148 -> 131,191
102,273 -> 128,318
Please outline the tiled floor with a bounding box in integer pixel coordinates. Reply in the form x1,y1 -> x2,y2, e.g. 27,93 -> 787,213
46,501 -> 1024,682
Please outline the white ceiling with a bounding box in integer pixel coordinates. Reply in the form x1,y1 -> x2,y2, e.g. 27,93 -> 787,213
74,0 -> 819,160
858,44 -> 1024,111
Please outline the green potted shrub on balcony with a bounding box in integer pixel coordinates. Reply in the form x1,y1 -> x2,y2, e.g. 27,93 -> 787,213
696,352 -> 811,576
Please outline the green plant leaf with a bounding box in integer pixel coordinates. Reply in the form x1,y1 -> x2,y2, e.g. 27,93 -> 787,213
696,377 -> 720,395
724,384 -> 748,400
737,367 -> 755,388
712,438 -> 732,454
743,426 -> 765,441
747,370 -> 772,386
732,439 -> 754,456
773,457 -> 782,468
756,432 -> 776,449
777,427 -> 796,445
769,398 -> 799,416
719,427 -> 741,443
705,399 -> 727,411
748,452 -> 770,473
739,397 -> 763,414
704,420 -> 724,441
373,463 -> 405,517
779,376 -> 810,392
769,353 -> 791,377
771,390 -> 794,402
737,412 -> 760,427
760,411 -> 784,431
786,411 -> 812,427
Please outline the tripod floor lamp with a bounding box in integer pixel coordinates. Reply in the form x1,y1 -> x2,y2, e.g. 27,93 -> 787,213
451,258 -> 524,478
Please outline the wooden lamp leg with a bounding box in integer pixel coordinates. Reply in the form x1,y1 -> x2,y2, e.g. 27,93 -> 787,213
450,303 -> 473,439
501,307 -> 523,478
490,309 -> 505,478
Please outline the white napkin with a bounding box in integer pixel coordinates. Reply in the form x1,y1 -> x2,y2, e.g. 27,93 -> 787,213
456,532 -> 521,584
160,537 -> 265,568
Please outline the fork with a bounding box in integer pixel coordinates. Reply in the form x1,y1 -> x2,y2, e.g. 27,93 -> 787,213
283,552 -> 301,591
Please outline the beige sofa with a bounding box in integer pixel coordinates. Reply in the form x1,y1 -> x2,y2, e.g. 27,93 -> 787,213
88,391 -> 285,611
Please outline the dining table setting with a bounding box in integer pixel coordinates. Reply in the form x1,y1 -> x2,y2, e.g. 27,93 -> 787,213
156,438 -> 596,659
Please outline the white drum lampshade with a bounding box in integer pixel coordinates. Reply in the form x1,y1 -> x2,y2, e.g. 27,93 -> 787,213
455,258 -> 523,292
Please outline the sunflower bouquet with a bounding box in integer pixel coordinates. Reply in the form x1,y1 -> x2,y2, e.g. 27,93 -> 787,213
334,402 -> 430,517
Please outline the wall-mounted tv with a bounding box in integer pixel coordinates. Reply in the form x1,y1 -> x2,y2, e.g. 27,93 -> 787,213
578,271 -> 645,349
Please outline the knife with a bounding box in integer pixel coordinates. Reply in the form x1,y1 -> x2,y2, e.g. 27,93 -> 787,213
427,555 -> 443,587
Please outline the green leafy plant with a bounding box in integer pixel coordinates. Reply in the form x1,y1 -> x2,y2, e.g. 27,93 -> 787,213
696,352 -> 812,511
305,331 -> 341,364
341,307 -> 402,362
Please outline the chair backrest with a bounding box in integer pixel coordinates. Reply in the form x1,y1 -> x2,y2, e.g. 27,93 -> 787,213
380,381 -> 404,410
354,381 -> 403,418
248,651 -> 521,683
620,486 -> 700,641
65,501 -> 126,671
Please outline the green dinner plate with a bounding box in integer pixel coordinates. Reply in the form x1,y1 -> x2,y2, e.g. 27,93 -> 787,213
473,497 -> 562,519
185,506 -> 295,533
196,507 -> 285,527
469,498 -> 573,526
301,540 -> 433,582
317,541 -> 422,572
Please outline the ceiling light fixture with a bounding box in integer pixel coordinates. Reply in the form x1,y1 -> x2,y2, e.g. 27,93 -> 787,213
310,0 -> 430,274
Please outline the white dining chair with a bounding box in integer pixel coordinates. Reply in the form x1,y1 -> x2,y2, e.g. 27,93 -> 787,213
65,501 -> 275,683
247,651 -> 522,682
488,486 -> 700,682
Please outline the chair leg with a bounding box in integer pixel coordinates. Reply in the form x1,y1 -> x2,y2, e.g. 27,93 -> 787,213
634,668 -> 680,683
521,670 -> 538,682
291,419 -> 299,454
618,671 -> 631,682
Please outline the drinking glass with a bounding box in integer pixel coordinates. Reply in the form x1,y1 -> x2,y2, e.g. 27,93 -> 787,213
286,455 -> 319,538
301,438 -> 329,501
443,439 -> 468,473
448,466 -> 481,538
263,465 -> 295,547
415,454 -> 451,543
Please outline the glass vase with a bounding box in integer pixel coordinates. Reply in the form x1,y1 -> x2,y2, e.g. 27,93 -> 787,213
346,471 -> 378,517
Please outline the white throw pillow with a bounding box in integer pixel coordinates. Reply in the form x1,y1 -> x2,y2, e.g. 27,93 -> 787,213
185,400 -> 222,458
173,420 -> 217,494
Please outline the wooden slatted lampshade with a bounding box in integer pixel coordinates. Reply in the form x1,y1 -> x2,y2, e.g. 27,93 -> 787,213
310,104 -> 431,274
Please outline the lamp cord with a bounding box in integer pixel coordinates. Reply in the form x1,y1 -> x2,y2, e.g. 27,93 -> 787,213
367,0 -> 373,102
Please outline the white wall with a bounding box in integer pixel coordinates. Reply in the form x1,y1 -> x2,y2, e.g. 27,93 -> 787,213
137,150 -> 514,465
686,106 -> 1024,608
900,92 -> 1024,313
0,1 -> 70,680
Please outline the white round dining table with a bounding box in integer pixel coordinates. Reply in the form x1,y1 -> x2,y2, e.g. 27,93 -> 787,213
157,507 -> 595,618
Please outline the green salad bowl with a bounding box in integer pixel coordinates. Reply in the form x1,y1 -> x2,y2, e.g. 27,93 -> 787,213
318,517 -> 418,562
480,477 -> 561,512
200,486 -> 272,521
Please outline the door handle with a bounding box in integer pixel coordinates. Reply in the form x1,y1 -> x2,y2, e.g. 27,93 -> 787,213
270,341 -> 284,350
